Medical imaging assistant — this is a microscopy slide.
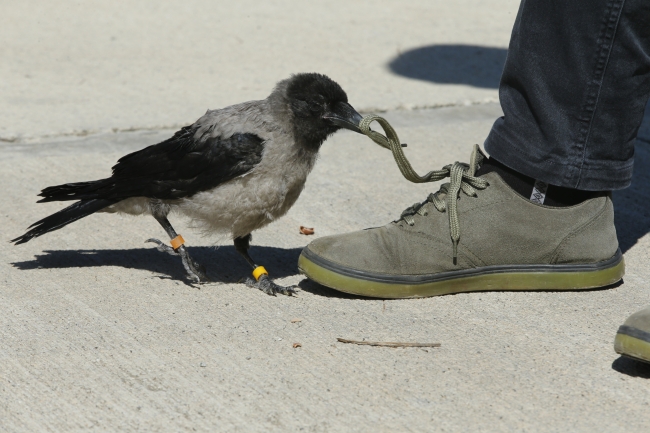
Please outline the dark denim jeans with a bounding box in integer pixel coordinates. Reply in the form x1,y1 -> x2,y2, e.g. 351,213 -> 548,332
484,0 -> 650,190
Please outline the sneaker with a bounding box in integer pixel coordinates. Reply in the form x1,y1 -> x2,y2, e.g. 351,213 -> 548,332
615,306 -> 650,364
298,145 -> 624,298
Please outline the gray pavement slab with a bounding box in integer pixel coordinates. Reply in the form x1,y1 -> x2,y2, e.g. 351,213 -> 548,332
2,104 -> 650,432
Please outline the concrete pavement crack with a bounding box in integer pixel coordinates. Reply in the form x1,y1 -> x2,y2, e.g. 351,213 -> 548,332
0,99 -> 500,145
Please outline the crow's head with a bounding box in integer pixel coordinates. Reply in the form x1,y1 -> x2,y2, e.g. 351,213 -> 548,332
275,73 -> 363,148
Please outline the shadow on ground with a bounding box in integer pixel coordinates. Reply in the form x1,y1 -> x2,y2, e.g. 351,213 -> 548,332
388,44 -> 507,88
614,142 -> 650,253
299,278 -> 622,300
297,278 -> 370,300
611,356 -> 650,378
11,245 -> 302,283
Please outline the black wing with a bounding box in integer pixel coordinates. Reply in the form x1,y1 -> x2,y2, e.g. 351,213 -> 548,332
38,126 -> 265,202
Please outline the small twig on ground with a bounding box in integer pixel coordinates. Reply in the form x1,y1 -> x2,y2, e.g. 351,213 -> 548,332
337,338 -> 440,348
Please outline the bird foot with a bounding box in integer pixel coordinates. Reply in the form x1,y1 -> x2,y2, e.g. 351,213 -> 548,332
246,274 -> 297,296
146,238 -> 211,283
146,238 -> 177,255
181,257 -> 211,284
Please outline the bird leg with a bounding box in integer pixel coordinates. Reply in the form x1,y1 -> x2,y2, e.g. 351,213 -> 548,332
146,215 -> 210,283
234,234 -> 296,296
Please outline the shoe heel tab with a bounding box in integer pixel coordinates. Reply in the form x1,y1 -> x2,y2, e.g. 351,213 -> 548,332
552,198 -> 618,264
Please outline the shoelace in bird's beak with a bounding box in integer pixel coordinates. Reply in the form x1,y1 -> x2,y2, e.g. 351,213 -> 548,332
358,115 -> 489,264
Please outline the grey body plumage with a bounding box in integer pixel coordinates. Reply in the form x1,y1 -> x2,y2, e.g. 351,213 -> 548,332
12,73 -> 364,295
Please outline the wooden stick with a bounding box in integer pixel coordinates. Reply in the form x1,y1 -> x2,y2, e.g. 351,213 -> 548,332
337,338 -> 440,348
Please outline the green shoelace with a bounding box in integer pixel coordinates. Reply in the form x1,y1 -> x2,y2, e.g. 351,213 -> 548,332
359,115 -> 489,263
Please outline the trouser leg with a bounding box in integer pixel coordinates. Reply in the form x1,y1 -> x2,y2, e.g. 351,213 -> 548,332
484,0 -> 650,191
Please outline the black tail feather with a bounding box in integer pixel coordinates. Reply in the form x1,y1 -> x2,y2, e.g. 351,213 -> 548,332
38,180 -> 109,203
12,199 -> 115,245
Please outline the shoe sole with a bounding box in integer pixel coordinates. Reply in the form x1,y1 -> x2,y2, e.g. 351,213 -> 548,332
298,248 -> 625,299
614,325 -> 650,364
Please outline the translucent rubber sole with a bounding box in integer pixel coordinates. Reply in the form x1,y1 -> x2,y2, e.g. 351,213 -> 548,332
298,249 -> 625,299
615,331 -> 650,364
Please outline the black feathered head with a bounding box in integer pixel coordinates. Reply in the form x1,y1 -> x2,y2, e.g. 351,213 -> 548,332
275,73 -> 363,149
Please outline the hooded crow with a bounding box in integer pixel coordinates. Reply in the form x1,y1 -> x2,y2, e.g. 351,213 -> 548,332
12,73 -> 364,295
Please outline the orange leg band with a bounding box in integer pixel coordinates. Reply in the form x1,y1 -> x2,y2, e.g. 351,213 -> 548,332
170,235 -> 185,250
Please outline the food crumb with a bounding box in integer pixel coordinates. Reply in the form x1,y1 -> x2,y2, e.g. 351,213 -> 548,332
299,226 -> 315,235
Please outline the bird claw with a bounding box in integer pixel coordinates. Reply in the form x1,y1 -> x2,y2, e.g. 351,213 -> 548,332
146,238 -> 177,256
245,274 -> 297,296
184,260 -> 211,284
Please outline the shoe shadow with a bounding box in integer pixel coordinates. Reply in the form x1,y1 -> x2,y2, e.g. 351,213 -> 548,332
387,44 -> 507,89
297,278 -> 372,300
299,279 -> 624,301
613,139 -> 650,253
611,356 -> 650,378
11,246 -> 303,284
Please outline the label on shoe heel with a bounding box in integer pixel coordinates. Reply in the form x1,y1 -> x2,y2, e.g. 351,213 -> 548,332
530,180 -> 548,204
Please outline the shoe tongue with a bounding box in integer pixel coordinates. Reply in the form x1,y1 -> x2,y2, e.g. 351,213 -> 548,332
475,155 -> 537,198
468,144 -> 486,176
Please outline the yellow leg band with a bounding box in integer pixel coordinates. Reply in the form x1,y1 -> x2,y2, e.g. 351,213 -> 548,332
253,266 -> 268,281
170,235 -> 185,250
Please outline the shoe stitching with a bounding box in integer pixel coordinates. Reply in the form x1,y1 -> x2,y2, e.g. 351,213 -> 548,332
455,243 -> 486,268
550,197 -> 613,264
398,231 -> 474,271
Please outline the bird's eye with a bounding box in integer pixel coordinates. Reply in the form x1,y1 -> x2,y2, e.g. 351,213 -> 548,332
307,99 -> 324,113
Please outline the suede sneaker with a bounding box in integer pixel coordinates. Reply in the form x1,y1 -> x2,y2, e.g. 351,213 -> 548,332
298,145 -> 624,298
615,306 -> 650,364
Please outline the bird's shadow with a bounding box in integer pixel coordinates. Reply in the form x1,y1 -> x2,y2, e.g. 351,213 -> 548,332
388,44 -> 508,89
11,245 -> 303,284
611,356 -> 650,378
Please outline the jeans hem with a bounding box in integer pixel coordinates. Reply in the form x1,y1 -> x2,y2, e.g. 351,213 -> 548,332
484,130 -> 634,191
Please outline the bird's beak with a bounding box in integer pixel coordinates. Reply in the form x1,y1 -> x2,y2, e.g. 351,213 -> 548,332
323,102 -> 364,133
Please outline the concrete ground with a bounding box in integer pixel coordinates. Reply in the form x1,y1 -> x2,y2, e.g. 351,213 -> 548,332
2,1 -> 650,432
